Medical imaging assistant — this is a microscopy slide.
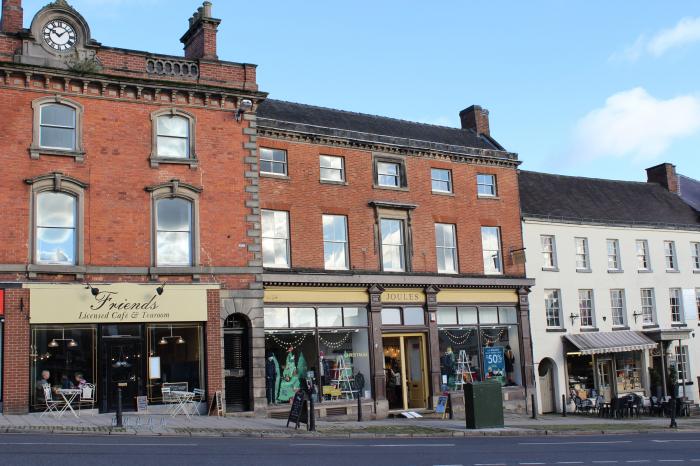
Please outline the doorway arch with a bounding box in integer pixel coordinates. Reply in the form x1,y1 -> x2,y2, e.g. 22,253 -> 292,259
538,358 -> 557,413
223,313 -> 251,412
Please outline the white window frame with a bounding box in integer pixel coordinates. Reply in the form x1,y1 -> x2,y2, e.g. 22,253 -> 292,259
435,223 -> 458,274
578,289 -> 595,327
380,218 -> 406,272
541,235 -> 557,269
35,191 -> 78,266
664,241 -> 678,271
154,197 -> 194,267
377,161 -> 401,188
670,288 -> 684,323
260,148 -> 288,176
610,289 -> 626,327
319,155 -> 345,183
691,242 -> 700,271
636,240 -> 650,271
261,209 -> 290,268
640,288 -> 656,325
481,226 -> 503,275
431,168 -> 453,194
607,239 -> 621,271
696,288 -> 700,320
322,214 -> 349,270
545,289 -> 562,328
477,174 -> 497,197
676,345 -> 690,383
575,237 -> 590,270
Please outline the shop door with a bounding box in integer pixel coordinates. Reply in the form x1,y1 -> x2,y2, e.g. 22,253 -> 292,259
223,315 -> 250,412
538,359 -> 555,413
382,334 -> 428,411
405,336 -> 426,409
596,360 -> 613,402
102,338 -> 144,413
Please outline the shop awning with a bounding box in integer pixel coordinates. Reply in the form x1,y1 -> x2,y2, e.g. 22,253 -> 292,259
563,331 -> 657,355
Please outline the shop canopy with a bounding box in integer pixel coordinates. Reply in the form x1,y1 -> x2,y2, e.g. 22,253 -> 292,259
564,331 -> 657,355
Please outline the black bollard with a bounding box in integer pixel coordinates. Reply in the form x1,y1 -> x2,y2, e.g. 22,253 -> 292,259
532,394 -> 537,420
562,394 -> 567,417
669,398 -> 677,428
116,383 -> 125,428
308,396 -> 316,432
357,394 -> 362,422
448,392 -> 454,420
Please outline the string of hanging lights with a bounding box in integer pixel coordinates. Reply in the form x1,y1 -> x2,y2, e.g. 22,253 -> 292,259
319,332 -> 351,349
265,332 -> 309,349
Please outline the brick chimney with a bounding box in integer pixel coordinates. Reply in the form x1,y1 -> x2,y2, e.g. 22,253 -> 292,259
646,163 -> 679,194
459,105 -> 490,137
180,1 -> 221,60
1,0 -> 23,34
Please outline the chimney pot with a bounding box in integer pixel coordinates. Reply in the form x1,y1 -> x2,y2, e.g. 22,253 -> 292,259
646,163 -> 680,194
202,1 -> 212,17
459,105 -> 491,137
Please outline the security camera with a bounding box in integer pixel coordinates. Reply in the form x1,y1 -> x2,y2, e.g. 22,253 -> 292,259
235,99 -> 254,121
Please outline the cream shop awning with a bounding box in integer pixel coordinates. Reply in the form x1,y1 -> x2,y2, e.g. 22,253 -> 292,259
564,331 -> 657,355
24,283 -> 218,324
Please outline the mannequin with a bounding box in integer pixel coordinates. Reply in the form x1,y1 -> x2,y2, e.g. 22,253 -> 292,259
440,346 -> 456,388
277,346 -> 300,403
265,353 -> 278,404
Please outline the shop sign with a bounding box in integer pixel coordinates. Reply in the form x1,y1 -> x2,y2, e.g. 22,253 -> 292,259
26,283 -> 213,324
483,346 -> 505,384
381,289 -> 424,304
0,289 -> 4,316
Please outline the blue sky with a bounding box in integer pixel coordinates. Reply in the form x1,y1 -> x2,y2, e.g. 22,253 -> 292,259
21,0 -> 700,180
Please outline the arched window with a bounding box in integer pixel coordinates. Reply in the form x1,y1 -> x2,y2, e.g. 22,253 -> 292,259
36,191 -> 77,265
155,197 -> 193,266
40,103 -> 76,150
26,172 -> 87,267
30,97 -> 85,161
150,109 -> 197,168
156,114 -> 190,158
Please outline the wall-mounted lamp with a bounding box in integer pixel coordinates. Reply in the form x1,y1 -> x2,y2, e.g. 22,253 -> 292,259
602,316 -> 607,322
235,99 -> 253,121
84,282 -> 100,296
632,310 -> 643,323
569,312 -> 580,326
156,281 -> 167,296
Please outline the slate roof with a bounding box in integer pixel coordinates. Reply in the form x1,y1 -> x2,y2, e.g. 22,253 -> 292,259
256,99 -> 516,160
519,170 -> 700,229
679,174 -> 700,212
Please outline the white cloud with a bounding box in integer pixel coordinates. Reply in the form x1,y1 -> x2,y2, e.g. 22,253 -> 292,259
571,87 -> 700,162
612,16 -> 700,61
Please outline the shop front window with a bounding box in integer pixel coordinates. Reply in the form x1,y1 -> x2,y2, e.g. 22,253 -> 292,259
437,305 -> 521,389
264,306 -> 370,405
147,324 -> 205,402
31,325 -> 96,410
614,351 -> 642,393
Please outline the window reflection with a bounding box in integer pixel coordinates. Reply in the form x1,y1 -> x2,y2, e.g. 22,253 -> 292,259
40,103 -> 76,150
147,324 -> 204,401
157,115 -> 189,158
36,192 -> 76,265
156,198 -> 192,266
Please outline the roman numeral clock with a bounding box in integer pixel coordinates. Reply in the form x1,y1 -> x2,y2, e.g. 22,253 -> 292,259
42,19 -> 77,52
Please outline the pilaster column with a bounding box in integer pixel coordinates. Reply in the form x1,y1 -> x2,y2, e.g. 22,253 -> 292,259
517,286 -> 535,389
368,284 -> 386,402
425,285 -> 441,406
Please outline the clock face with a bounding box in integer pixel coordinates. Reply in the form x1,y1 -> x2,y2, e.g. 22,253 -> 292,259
42,20 -> 77,52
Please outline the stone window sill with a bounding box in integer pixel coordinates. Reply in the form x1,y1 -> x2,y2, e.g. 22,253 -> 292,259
320,179 -> 348,186
607,269 -> 624,273
665,269 -> 680,273
546,328 -> 566,333
542,267 -> 559,272
671,323 -> 688,328
576,268 -> 592,273
27,263 -> 86,278
638,269 -> 653,273
373,184 -> 409,192
477,195 -> 500,200
643,324 -> 659,329
580,327 -> 599,332
30,146 -> 85,162
260,172 -> 290,180
431,191 -> 455,197
612,326 -> 630,331
150,156 -> 198,169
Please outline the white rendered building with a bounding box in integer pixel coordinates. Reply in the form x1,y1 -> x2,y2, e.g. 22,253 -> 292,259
520,165 -> 700,414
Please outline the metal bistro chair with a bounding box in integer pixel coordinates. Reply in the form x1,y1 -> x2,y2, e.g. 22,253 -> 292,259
161,387 -> 178,414
595,395 -> 608,417
189,389 -> 206,416
78,383 -> 96,415
40,385 -> 64,418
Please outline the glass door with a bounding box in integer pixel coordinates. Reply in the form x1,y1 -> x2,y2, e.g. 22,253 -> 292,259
102,338 -> 144,412
382,334 -> 428,411
596,359 -> 613,402
405,336 -> 426,409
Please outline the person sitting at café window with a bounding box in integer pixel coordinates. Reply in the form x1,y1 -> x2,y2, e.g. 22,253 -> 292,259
74,372 -> 87,388
60,374 -> 74,390
36,370 -> 51,401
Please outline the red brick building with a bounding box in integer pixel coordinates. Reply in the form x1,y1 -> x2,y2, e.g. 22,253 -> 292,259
256,101 -> 535,418
0,0 -> 265,414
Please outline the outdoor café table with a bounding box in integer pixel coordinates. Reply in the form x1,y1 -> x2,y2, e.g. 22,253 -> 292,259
56,388 -> 82,418
170,390 -> 196,418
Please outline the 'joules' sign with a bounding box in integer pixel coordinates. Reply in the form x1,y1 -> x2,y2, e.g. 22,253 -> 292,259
27,283 -> 212,324
381,289 -> 425,304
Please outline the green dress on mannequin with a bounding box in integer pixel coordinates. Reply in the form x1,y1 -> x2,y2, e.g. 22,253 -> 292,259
277,349 -> 300,403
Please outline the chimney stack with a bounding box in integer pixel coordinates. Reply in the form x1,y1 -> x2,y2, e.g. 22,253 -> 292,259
459,105 -> 490,137
1,0 -> 23,34
180,1 -> 221,60
646,163 -> 679,194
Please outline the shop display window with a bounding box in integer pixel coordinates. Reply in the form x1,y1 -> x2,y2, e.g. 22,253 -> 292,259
437,305 -> 522,389
31,325 -> 96,410
147,324 -> 205,402
567,354 -> 594,399
264,306 -> 370,405
614,351 -> 642,393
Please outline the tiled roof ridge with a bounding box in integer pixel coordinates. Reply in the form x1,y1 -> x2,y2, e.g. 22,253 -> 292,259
519,169 -> 660,187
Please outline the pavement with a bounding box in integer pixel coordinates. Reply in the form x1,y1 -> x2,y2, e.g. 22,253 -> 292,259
0,431 -> 699,466
0,411 -> 699,438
